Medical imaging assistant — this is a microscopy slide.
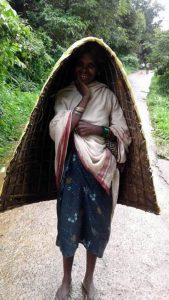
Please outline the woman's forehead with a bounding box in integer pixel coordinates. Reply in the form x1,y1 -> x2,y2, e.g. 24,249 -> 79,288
77,52 -> 95,63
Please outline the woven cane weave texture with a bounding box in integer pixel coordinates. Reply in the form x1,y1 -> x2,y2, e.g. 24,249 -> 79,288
0,37 -> 160,214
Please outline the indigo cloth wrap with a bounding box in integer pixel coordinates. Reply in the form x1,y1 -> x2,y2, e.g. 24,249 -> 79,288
56,139 -> 112,258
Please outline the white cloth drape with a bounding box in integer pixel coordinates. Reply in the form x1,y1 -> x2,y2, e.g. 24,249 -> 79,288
49,81 -> 131,215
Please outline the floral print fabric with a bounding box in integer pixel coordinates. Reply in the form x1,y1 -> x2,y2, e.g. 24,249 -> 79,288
56,138 -> 112,258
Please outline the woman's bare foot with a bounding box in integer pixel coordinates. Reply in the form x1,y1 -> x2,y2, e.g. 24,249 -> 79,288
54,279 -> 72,300
82,279 -> 98,300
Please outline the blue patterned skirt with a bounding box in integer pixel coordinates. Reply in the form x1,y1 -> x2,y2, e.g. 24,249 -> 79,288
56,137 -> 112,258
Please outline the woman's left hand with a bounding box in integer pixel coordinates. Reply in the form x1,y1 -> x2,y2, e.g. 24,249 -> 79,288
76,121 -> 102,137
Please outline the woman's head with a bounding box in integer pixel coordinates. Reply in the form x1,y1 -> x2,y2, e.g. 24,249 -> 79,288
70,42 -> 109,85
54,41 -> 116,91
74,52 -> 97,84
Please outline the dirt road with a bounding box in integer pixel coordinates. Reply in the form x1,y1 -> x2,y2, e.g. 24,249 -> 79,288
1,71 -> 169,300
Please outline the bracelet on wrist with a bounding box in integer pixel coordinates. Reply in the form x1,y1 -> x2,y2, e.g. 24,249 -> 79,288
102,126 -> 110,138
75,106 -> 85,113
73,110 -> 82,116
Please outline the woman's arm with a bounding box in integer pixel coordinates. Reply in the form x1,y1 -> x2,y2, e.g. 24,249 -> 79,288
76,121 -> 102,136
76,121 -> 116,138
70,80 -> 90,132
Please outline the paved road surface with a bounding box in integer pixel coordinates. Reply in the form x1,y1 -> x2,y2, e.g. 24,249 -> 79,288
1,71 -> 169,300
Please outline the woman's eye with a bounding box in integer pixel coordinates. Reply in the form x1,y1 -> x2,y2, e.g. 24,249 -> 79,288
76,62 -> 96,70
76,63 -> 83,68
88,64 -> 95,68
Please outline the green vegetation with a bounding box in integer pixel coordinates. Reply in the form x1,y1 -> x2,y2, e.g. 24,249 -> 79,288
0,84 -> 39,167
0,0 -> 51,166
147,76 -> 169,159
9,0 -> 162,57
120,54 -> 139,74
0,0 -> 54,86
149,29 -> 169,93
147,29 -> 169,159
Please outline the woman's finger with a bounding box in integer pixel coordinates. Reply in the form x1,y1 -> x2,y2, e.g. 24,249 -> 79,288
78,120 -> 89,126
78,125 -> 92,134
78,127 -> 89,136
77,122 -> 88,129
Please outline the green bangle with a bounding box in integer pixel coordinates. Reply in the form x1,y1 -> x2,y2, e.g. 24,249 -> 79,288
102,126 -> 110,138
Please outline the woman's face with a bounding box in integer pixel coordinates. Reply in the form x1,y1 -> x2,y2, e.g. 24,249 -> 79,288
74,53 -> 97,85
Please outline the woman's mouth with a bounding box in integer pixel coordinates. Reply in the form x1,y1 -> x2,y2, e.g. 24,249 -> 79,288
80,74 -> 88,81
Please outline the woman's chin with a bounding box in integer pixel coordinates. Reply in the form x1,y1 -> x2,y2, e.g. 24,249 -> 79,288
82,79 -> 93,85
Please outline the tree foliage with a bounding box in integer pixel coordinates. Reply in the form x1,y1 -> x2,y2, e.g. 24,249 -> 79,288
132,0 -> 163,65
150,29 -> 169,93
0,0 -> 31,79
0,0 -> 165,87
0,0 -> 53,87
9,0 -> 163,57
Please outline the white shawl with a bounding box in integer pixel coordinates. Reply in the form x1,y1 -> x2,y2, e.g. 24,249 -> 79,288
49,81 -> 131,214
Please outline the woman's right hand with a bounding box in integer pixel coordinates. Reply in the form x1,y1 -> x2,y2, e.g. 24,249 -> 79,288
75,79 -> 90,100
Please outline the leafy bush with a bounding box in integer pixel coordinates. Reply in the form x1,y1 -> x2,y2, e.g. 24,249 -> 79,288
10,31 -> 54,89
0,1 -> 54,89
157,64 -> 169,94
120,54 -> 139,73
0,0 -> 32,80
0,83 -> 39,165
150,29 -> 169,92
147,76 -> 169,159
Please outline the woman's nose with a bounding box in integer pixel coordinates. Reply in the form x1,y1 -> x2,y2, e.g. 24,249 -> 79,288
81,65 -> 87,72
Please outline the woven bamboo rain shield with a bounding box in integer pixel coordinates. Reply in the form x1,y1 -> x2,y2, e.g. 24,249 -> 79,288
0,37 -> 160,214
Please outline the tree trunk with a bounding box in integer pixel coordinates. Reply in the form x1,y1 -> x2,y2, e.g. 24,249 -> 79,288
64,0 -> 71,12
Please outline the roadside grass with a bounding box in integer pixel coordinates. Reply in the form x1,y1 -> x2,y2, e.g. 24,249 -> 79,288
0,83 -> 39,168
147,75 -> 169,159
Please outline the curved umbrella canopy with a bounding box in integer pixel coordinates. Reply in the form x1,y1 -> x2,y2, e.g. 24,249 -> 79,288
0,37 -> 160,214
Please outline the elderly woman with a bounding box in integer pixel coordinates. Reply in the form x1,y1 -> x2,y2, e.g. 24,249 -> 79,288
49,43 -> 131,300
